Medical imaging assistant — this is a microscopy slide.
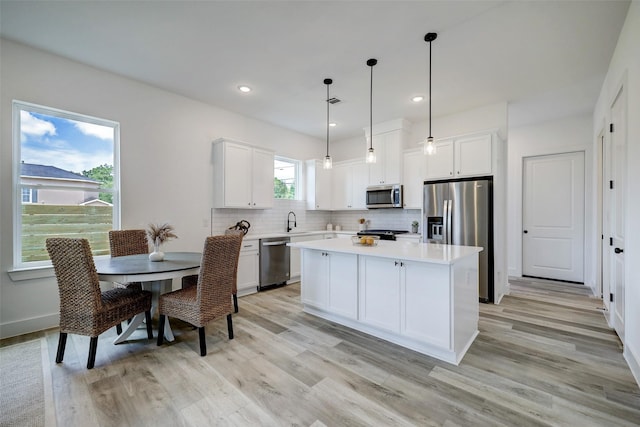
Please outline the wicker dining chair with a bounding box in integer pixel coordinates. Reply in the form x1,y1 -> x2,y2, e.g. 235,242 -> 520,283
181,228 -> 244,313
158,234 -> 242,356
46,238 -> 153,369
108,229 -> 149,290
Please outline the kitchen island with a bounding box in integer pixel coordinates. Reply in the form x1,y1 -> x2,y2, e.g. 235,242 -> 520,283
288,238 -> 482,365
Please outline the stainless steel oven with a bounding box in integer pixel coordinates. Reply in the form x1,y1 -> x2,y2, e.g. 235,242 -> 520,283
366,184 -> 403,209
259,236 -> 290,290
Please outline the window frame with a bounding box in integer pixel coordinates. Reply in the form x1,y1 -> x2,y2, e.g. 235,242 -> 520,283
12,100 -> 121,270
273,156 -> 301,201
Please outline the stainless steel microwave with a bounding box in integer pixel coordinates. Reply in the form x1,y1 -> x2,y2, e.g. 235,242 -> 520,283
366,184 -> 403,209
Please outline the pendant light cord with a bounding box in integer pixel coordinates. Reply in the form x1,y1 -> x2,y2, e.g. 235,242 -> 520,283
428,38 -> 432,139
326,82 -> 330,157
370,63 -> 373,147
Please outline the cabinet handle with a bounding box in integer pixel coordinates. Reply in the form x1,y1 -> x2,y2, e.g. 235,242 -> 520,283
400,262 -> 404,267
449,172 -> 453,175
457,171 -> 460,175
394,261 -> 399,266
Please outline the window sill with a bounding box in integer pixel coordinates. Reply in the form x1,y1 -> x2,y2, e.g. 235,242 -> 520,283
8,265 -> 55,282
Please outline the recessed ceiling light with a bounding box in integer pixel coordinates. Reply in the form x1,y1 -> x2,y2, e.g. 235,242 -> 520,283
238,85 -> 252,93
412,96 -> 424,102
329,122 -> 337,127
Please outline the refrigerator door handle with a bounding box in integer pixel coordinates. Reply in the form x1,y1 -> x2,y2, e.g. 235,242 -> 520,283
447,199 -> 453,244
443,200 -> 449,244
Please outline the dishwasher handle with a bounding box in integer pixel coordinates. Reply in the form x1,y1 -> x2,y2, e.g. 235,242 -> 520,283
261,241 -> 288,246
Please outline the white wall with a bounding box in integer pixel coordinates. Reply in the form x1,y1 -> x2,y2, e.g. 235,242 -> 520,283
507,113 -> 595,287
593,0 -> 640,385
0,39 -> 324,338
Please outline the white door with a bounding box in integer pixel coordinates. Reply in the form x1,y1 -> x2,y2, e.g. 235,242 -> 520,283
523,152 -> 585,282
608,85 -> 626,339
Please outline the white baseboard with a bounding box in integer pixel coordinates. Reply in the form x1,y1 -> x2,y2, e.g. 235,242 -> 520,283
0,313 -> 59,340
624,343 -> 640,388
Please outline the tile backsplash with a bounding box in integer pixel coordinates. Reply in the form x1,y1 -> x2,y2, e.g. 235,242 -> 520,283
212,201 -> 422,236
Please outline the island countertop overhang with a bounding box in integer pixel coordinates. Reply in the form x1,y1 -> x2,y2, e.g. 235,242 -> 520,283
288,238 -> 482,264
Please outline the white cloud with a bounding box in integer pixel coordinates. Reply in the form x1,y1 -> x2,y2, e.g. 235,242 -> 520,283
74,122 -> 113,140
20,111 -> 56,137
22,146 -> 113,174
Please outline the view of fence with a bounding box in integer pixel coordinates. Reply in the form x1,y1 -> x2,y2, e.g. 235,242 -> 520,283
21,204 -> 113,262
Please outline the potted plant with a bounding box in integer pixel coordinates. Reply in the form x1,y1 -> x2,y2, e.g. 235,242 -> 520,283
411,220 -> 419,234
147,222 -> 177,261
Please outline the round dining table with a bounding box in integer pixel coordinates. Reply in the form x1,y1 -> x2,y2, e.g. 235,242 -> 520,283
94,251 -> 201,344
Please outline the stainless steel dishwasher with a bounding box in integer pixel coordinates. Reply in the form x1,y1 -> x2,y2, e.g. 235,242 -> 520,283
259,236 -> 290,290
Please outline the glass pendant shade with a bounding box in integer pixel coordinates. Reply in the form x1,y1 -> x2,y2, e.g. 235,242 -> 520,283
366,146 -> 376,164
424,136 -> 436,155
323,155 -> 333,169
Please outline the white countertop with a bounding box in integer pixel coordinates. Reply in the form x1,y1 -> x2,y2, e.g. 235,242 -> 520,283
288,238 -> 482,265
239,230 -> 355,240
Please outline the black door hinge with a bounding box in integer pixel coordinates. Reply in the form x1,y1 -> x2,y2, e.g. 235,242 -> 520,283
610,237 -> 614,246
610,180 -> 614,189
610,123 -> 614,133
610,293 -> 614,302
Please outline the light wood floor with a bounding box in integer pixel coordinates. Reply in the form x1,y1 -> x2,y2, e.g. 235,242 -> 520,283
3,278 -> 640,426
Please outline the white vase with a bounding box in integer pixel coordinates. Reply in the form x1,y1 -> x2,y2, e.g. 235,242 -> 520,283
149,238 -> 164,262
359,224 -> 367,232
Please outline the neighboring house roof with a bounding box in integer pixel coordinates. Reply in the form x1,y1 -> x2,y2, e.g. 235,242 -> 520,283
80,198 -> 113,207
20,162 -> 98,183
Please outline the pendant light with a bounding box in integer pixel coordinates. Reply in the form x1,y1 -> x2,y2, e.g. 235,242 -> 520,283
424,32 -> 437,155
365,58 -> 377,164
323,78 -> 333,169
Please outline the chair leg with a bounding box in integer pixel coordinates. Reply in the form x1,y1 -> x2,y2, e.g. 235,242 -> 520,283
87,336 -> 98,369
233,294 -> 238,313
116,323 -> 122,335
55,332 -> 67,363
157,315 -> 165,346
198,327 -> 206,357
227,314 -> 234,340
145,311 -> 153,339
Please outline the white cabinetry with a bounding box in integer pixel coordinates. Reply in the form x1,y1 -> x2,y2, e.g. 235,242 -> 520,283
213,138 -> 274,209
368,131 -> 403,185
365,119 -> 410,186
305,159 -> 331,210
359,256 -> 401,332
301,249 -> 358,319
425,133 -> 492,180
402,148 -> 427,209
237,239 -> 259,296
290,234 -> 324,282
331,160 -> 368,210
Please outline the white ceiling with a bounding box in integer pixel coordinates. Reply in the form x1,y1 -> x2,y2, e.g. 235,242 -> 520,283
0,1 -> 630,140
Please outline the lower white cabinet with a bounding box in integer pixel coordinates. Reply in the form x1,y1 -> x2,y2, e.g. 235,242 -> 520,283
358,256 -> 401,332
289,234 -> 323,282
301,249 -> 358,319
237,239 -> 259,296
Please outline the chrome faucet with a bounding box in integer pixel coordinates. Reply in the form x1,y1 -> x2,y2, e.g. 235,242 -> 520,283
287,211 -> 297,232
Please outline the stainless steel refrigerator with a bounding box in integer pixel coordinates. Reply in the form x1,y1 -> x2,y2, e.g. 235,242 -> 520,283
423,177 -> 493,302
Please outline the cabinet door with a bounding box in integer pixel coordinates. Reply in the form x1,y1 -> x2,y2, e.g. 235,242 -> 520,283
350,161 -> 369,209
301,250 -> 328,308
368,134 -> 385,185
328,252 -> 358,319
425,140 -> 454,179
403,150 -> 426,209
315,164 -> 332,209
290,235 -> 323,281
224,143 -> 252,207
401,261 -> 451,348
331,164 -> 350,209
359,256 -> 400,332
251,148 -> 275,208
456,134 -> 492,177
237,241 -> 259,296
382,131 -> 402,184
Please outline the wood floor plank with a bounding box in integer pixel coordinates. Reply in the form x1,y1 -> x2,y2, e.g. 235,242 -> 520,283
4,278 -> 640,426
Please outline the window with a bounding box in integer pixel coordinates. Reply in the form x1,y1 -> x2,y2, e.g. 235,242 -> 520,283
13,101 -> 120,267
274,157 -> 299,200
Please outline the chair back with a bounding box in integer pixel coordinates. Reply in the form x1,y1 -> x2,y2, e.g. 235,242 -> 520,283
196,234 -> 243,310
46,238 -> 102,330
109,229 -> 149,257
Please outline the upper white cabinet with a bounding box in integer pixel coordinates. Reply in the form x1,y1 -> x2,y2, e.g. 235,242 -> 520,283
402,149 -> 427,209
212,138 -> 274,209
425,134 -> 492,180
366,119 -> 410,186
331,160 -> 368,210
305,159 -> 332,210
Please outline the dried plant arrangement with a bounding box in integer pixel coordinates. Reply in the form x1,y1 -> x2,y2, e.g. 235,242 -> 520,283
146,223 -> 178,246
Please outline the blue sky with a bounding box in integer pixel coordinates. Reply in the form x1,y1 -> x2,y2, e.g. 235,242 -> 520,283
20,110 -> 114,174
